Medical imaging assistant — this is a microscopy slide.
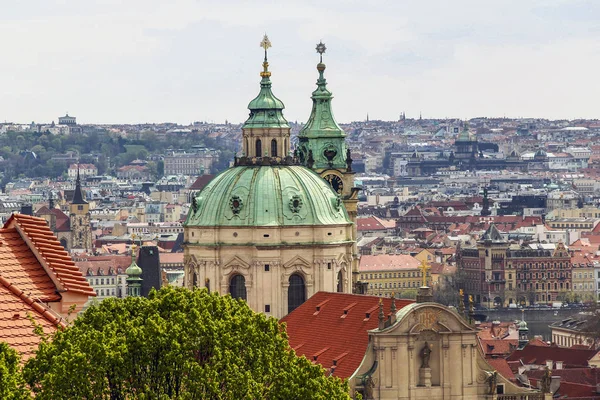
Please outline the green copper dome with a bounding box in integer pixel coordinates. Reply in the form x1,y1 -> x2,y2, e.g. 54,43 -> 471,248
185,165 -> 351,227
126,257 -> 143,280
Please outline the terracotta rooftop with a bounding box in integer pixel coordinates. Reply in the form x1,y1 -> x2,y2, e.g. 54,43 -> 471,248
506,344 -> 597,368
281,292 -> 413,378
359,254 -> 421,272
6,214 -> 95,297
0,275 -> 62,359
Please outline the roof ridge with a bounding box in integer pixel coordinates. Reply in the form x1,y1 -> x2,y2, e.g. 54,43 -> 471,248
7,214 -> 96,297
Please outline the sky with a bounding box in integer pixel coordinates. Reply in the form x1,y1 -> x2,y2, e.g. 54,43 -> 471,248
2,0 -> 600,124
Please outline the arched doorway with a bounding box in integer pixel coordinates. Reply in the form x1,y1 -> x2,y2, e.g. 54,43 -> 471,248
59,238 -> 68,250
336,270 -> 343,292
494,296 -> 502,307
271,139 -> 278,157
288,274 -> 306,314
255,139 -> 262,157
229,274 -> 247,301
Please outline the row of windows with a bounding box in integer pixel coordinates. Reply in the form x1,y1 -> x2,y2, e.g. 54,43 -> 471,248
87,277 -> 122,286
98,289 -> 118,296
369,281 -> 420,289
518,272 -> 570,279
361,271 -> 428,280
228,273 -> 309,314
511,262 -> 568,269
517,282 -> 570,290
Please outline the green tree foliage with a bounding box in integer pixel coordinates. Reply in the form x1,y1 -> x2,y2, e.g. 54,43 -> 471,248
23,287 -> 350,399
0,342 -> 30,399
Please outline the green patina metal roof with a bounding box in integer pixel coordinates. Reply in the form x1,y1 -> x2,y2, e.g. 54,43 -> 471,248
297,56 -> 348,170
456,121 -> 474,142
126,254 -> 143,281
298,62 -> 345,139
185,165 -> 351,227
242,54 -> 289,129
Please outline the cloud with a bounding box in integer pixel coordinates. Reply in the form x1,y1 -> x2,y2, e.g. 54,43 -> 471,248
1,0 -> 599,123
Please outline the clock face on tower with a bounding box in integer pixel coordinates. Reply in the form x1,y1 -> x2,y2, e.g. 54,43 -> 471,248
323,174 -> 344,195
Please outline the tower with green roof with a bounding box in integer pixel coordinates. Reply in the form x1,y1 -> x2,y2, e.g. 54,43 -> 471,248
298,42 -> 362,292
126,245 -> 143,297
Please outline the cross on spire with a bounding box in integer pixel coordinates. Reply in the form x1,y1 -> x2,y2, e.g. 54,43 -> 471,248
418,260 -> 431,287
259,34 -> 272,77
316,40 -> 326,63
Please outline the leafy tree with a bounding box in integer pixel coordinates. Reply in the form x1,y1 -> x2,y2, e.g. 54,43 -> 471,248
23,287 -> 350,399
0,342 -> 30,399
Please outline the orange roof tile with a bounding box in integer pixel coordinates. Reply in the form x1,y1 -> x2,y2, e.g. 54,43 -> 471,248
359,254 -> 421,272
0,275 -> 63,360
5,214 -> 95,297
281,292 -> 413,378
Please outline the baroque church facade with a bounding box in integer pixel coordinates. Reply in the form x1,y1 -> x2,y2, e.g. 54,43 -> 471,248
183,37 -> 359,319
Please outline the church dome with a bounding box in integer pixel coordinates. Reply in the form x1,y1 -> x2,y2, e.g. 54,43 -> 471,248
185,165 -> 350,227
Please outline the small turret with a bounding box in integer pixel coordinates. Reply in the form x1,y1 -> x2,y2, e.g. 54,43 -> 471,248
517,319 -> 529,349
126,245 -> 143,297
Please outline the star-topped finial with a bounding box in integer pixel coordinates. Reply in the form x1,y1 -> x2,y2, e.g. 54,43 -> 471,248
259,34 -> 272,78
316,40 -> 326,63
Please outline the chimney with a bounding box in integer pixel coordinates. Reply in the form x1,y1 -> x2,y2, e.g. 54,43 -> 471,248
555,361 -> 563,370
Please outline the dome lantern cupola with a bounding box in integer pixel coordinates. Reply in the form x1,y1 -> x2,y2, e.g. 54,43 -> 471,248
126,244 -> 143,297
242,35 -> 290,159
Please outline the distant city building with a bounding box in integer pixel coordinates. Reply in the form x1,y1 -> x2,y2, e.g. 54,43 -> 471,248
58,113 -> 77,126
68,163 -> 98,179
163,147 -> 216,176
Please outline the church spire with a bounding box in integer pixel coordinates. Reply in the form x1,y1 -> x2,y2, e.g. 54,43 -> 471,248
71,165 -> 87,205
298,41 -> 347,170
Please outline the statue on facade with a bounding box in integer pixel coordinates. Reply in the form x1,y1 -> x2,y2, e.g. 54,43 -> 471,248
363,375 -> 375,399
346,148 -> 353,172
486,370 -> 498,395
541,367 -> 552,393
420,341 -> 432,368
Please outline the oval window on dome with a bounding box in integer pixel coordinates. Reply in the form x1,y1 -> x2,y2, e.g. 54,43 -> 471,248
289,195 -> 303,213
229,195 -> 243,215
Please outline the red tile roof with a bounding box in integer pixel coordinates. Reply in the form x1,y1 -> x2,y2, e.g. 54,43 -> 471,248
6,214 -> 95,297
479,338 -> 518,356
506,344 -> 597,368
359,254 -> 421,272
0,275 -> 63,359
486,358 -> 515,381
280,292 -> 414,378
357,216 -> 388,232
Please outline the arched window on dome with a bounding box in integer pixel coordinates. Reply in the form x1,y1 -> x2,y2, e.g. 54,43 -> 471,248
229,274 -> 247,301
337,270 -> 343,293
271,139 -> 277,157
288,274 -> 306,314
255,139 -> 262,157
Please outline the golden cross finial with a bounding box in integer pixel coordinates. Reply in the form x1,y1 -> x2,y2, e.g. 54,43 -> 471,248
260,34 -> 272,51
418,260 -> 431,287
259,34 -> 272,78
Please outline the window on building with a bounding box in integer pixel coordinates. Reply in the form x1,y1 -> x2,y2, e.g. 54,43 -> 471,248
255,139 -> 262,157
288,274 -> 306,314
337,271 -> 343,293
229,275 -> 247,301
271,139 -> 277,157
